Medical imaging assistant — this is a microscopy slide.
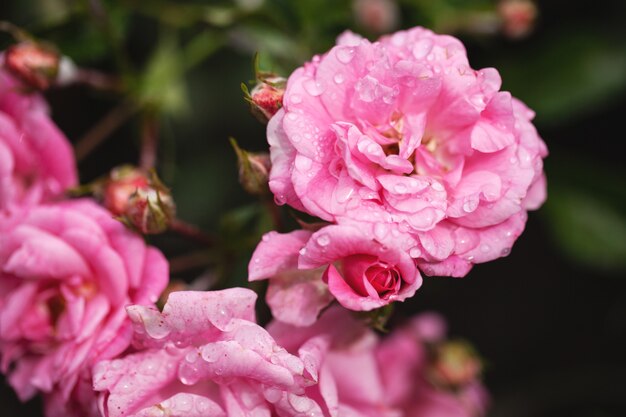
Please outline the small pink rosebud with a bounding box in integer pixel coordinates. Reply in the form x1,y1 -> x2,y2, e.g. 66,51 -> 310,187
97,165 -> 175,234
427,340 -> 483,390
353,0 -> 400,34
101,165 -> 150,216
125,186 -> 176,234
4,42 -> 60,90
498,0 -> 538,39
230,138 -> 271,196
244,75 -> 285,123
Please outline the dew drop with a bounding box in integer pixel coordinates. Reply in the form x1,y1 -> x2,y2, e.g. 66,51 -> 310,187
286,113 -> 297,121
196,398 -> 211,413
336,46 -> 356,64
290,94 -> 302,104
501,247 -> 511,256
412,38 -> 434,59
185,351 -> 198,363
177,394 -> 193,412
265,388 -> 282,403
480,244 -> 491,253
409,247 -> 422,258
295,155 -> 313,172
262,234 -> 270,242
462,198 -> 478,213
333,73 -> 345,84
394,183 -> 408,194
509,156 -> 518,164
299,248 -> 307,256
374,223 -> 389,240
431,181 -> 445,192
316,234 -> 330,247
303,79 -> 326,96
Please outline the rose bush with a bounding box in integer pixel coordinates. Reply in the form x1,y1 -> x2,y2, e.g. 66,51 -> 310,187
0,64 -> 77,211
94,288 -> 325,417
266,27 -> 547,277
0,199 -> 168,417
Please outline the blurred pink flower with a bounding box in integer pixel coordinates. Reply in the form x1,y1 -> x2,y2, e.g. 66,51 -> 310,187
267,27 -> 547,277
0,199 -> 168,417
377,313 -> 489,417
94,288 -> 325,417
249,225 -> 421,322
269,306 -> 402,417
0,64 -> 77,211
269,307 -> 488,417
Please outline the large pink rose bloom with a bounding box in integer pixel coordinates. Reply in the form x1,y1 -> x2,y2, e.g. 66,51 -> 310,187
267,27 -> 547,277
94,288 -> 325,417
0,64 -> 77,211
249,225 -> 421,324
0,199 -> 168,417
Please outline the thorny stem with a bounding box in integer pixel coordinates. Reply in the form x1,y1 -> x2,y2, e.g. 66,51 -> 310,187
75,100 -> 138,162
169,218 -> 214,247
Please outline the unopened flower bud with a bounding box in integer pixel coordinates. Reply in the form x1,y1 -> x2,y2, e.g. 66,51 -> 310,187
101,165 -> 150,216
353,0 -> 400,34
230,138 -> 271,196
4,42 -> 60,90
498,0 -> 537,39
96,165 -> 175,234
126,187 -> 176,234
243,76 -> 285,124
427,340 -> 483,391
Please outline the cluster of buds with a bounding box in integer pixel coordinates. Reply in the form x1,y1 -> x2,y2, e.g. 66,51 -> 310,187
426,340 -> 484,391
96,165 -> 176,234
3,41 -> 79,91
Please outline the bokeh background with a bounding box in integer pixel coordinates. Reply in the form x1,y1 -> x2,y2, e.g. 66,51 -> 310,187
1,1 -> 625,416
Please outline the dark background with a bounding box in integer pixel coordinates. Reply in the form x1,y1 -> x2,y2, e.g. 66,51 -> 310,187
1,1 -> 625,416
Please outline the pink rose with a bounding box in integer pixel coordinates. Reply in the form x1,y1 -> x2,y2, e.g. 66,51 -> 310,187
376,313 -> 489,417
267,26 -> 547,277
268,306 -> 402,417
0,64 -> 77,211
94,288 -> 325,417
249,224 -> 421,323
0,199 -> 168,417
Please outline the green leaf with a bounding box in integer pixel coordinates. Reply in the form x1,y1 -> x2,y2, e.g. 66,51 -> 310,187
137,33 -> 189,117
544,188 -> 626,272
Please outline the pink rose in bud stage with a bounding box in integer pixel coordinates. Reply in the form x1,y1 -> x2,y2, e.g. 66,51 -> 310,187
376,313 -> 489,417
268,306 -> 402,417
0,64 -> 77,211
249,225 -> 421,323
249,77 -> 285,123
0,199 -> 168,417
353,0 -> 400,34
4,43 -> 60,91
93,288 -> 326,417
267,27 -> 547,278
498,0 -> 538,39
101,166 -> 150,216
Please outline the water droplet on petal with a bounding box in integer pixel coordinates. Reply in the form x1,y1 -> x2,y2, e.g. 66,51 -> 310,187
409,247 -> 422,258
336,46 -> 356,64
196,398 -> 211,413
431,181 -> 445,192
185,351 -> 198,363
290,94 -> 302,104
299,247 -> 307,255
501,247 -> 511,256
316,234 -> 330,247
480,244 -> 491,253
333,73 -> 345,84
412,38 -> 434,59
303,79 -> 326,96
262,234 -> 270,242
374,223 -> 389,240
394,183 -> 408,194
295,155 -> 313,172
509,156 -> 518,164
462,198 -> 478,213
